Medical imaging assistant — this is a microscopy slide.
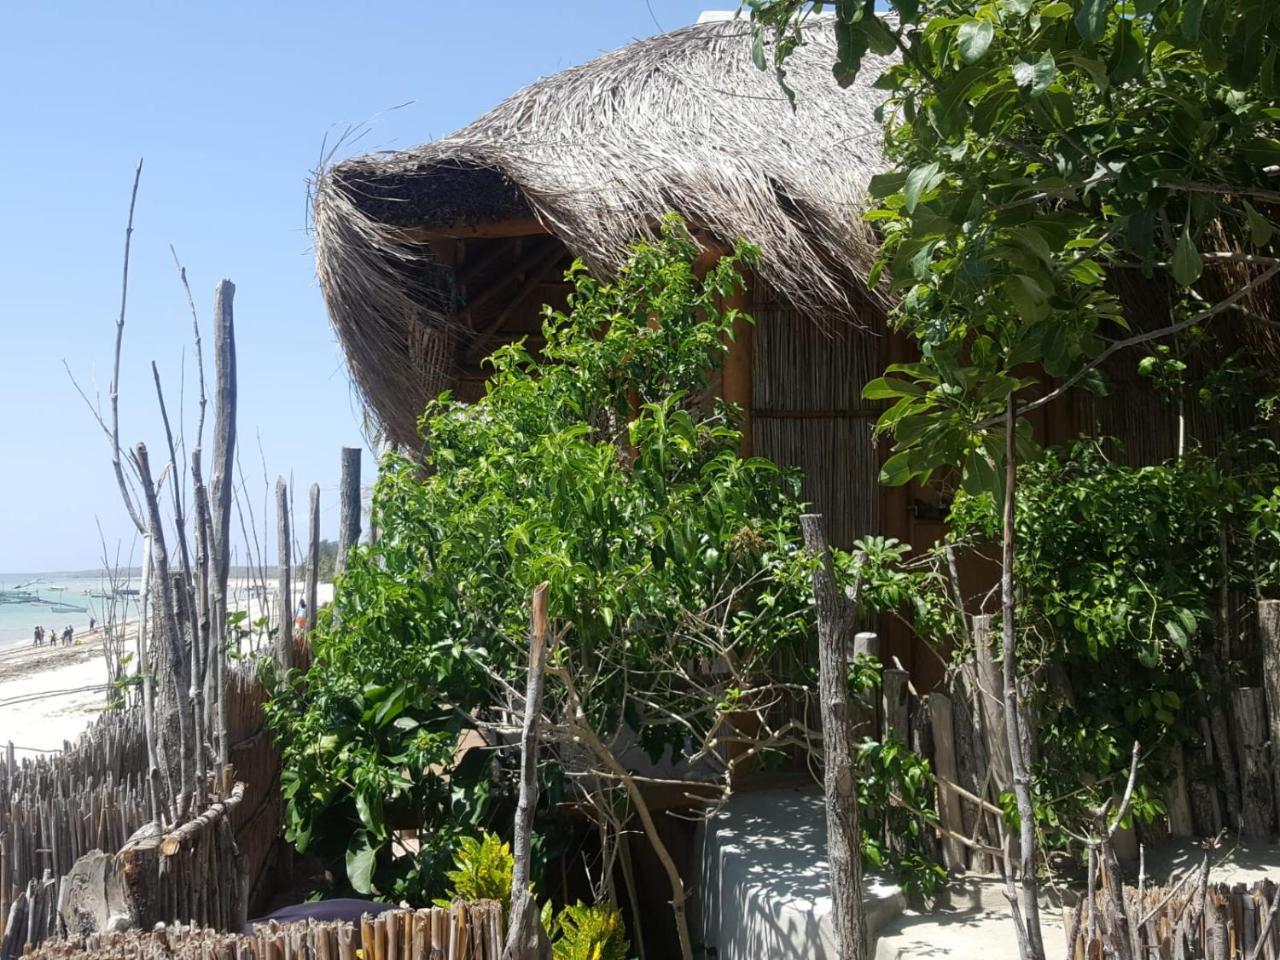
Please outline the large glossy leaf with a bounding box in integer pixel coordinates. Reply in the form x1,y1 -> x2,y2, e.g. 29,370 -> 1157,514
957,19 -> 994,63
1171,227 -> 1202,287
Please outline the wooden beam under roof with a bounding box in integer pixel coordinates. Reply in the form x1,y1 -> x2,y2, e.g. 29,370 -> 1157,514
405,217 -> 549,241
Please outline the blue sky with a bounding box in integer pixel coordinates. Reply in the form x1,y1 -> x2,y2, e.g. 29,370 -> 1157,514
0,1 -> 723,573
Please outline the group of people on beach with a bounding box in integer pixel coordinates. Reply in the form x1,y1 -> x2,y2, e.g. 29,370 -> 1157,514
32,624 -> 75,647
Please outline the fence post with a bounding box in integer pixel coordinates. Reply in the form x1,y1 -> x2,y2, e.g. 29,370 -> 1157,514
336,447 -> 362,576
928,691 -> 967,870
275,479 -> 292,671
306,483 -> 320,637
1259,600 -> 1280,811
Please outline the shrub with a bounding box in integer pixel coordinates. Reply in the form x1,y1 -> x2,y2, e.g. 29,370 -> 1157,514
268,220 -> 818,902
550,903 -> 630,960
434,832 -> 514,912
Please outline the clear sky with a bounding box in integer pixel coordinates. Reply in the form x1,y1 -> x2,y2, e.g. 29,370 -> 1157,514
0,1 -> 722,573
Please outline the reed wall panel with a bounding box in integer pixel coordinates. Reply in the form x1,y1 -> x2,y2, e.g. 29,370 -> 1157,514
751,305 -> 881,547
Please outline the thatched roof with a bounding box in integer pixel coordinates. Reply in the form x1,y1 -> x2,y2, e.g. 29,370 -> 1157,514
314,17 -> 891,445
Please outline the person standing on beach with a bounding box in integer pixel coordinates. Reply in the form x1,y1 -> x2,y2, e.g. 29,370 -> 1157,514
89,616 -> 96,632
63,625 -> 73,646
33,625 -> 42,646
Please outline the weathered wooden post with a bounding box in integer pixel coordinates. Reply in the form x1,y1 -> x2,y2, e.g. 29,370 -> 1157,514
275,478 -> 292,671
503,583 -> 551,960
134,442 -> 192,792
971,614 -> 1012,794
800,513 -> 867,960
1259,600 -> 1280,811
882,668 -> 909,743
209,280 -> 236,768
928,690 -> 967,870
1232,687 -> 1273,841
336,447 -> 361,576
305,483 -> 320,636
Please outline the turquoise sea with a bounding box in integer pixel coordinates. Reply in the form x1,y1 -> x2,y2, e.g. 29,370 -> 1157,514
0,571 -> 142,651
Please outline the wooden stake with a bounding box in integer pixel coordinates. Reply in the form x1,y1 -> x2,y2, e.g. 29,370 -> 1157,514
305,484 -> 320,637
336,448 -> 361,576
275,479 -> 292,671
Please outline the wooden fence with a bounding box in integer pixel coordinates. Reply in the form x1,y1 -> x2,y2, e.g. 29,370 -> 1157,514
21,903 -> 507,960
0,661 -> 286,959
889,599 -> 1280,877
1065,877 -> 1280,959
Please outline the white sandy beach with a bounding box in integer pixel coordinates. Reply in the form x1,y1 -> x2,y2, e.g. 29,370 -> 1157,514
0,632 -> 112,755
0,581 -> 333,756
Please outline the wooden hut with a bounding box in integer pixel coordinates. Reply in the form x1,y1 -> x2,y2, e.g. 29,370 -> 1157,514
312,15 -> 1270,681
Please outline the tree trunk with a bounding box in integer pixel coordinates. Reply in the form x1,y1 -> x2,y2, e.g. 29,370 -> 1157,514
1000,402 -> 1045,960
800,513 -> 867,960
504,584 -> 552,960
134,442 -> 193,796
336,447 -> 362,576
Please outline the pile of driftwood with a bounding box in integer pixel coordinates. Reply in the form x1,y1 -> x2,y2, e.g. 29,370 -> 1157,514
1065,875 -> 1280,959
21,903 -> 507,960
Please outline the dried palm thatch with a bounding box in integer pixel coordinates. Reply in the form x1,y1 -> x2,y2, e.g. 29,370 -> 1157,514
313,17 -> 891,445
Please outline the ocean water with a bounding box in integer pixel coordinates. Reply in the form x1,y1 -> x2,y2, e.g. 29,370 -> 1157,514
0,572 -> 141,651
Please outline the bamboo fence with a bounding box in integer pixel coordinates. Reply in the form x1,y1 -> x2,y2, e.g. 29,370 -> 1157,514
21,903 -> 507,960
1,661 -> 285,960
1065,879 -> 1280,959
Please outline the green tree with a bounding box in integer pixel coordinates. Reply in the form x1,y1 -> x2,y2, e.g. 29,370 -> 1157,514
746,1 -> 1280,955
270,221 -> 820,958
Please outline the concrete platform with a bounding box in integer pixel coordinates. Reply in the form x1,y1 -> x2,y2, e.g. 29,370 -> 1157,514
696,787 -> 1280,960
695,786 -> 905,960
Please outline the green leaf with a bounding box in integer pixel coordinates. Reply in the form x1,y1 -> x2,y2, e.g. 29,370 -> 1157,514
903,161 -> 943,213
962,449 -> 998,497
1005,274 -> 1050,321
957,20 -> 994,63
879,450 -> 918,487
868,170 -> 908,199
1171,227 -> 1202,287
1180,0 -> 1205,41
346,832 -> 379,894
864,376 -> 926,399
1240,139 -> 1280,169
1074,0 -> 1107,43
1244,201 -> 1274,248
1012,51 -> 1057,97
751,33 -> 767,72
862,15 -> 899,56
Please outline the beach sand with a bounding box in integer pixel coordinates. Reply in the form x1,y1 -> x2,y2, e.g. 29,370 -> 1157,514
0,631 -> 113,755
0,581 -> 335,757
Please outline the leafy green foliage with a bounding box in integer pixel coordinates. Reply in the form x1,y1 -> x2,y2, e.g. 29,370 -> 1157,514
748,0 -> 1280,499
549,903 -> 630,960
950,438 -> 1280,833
268,220 -> 820,903
849,655 -> 947,898
434,833 -> 515,912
